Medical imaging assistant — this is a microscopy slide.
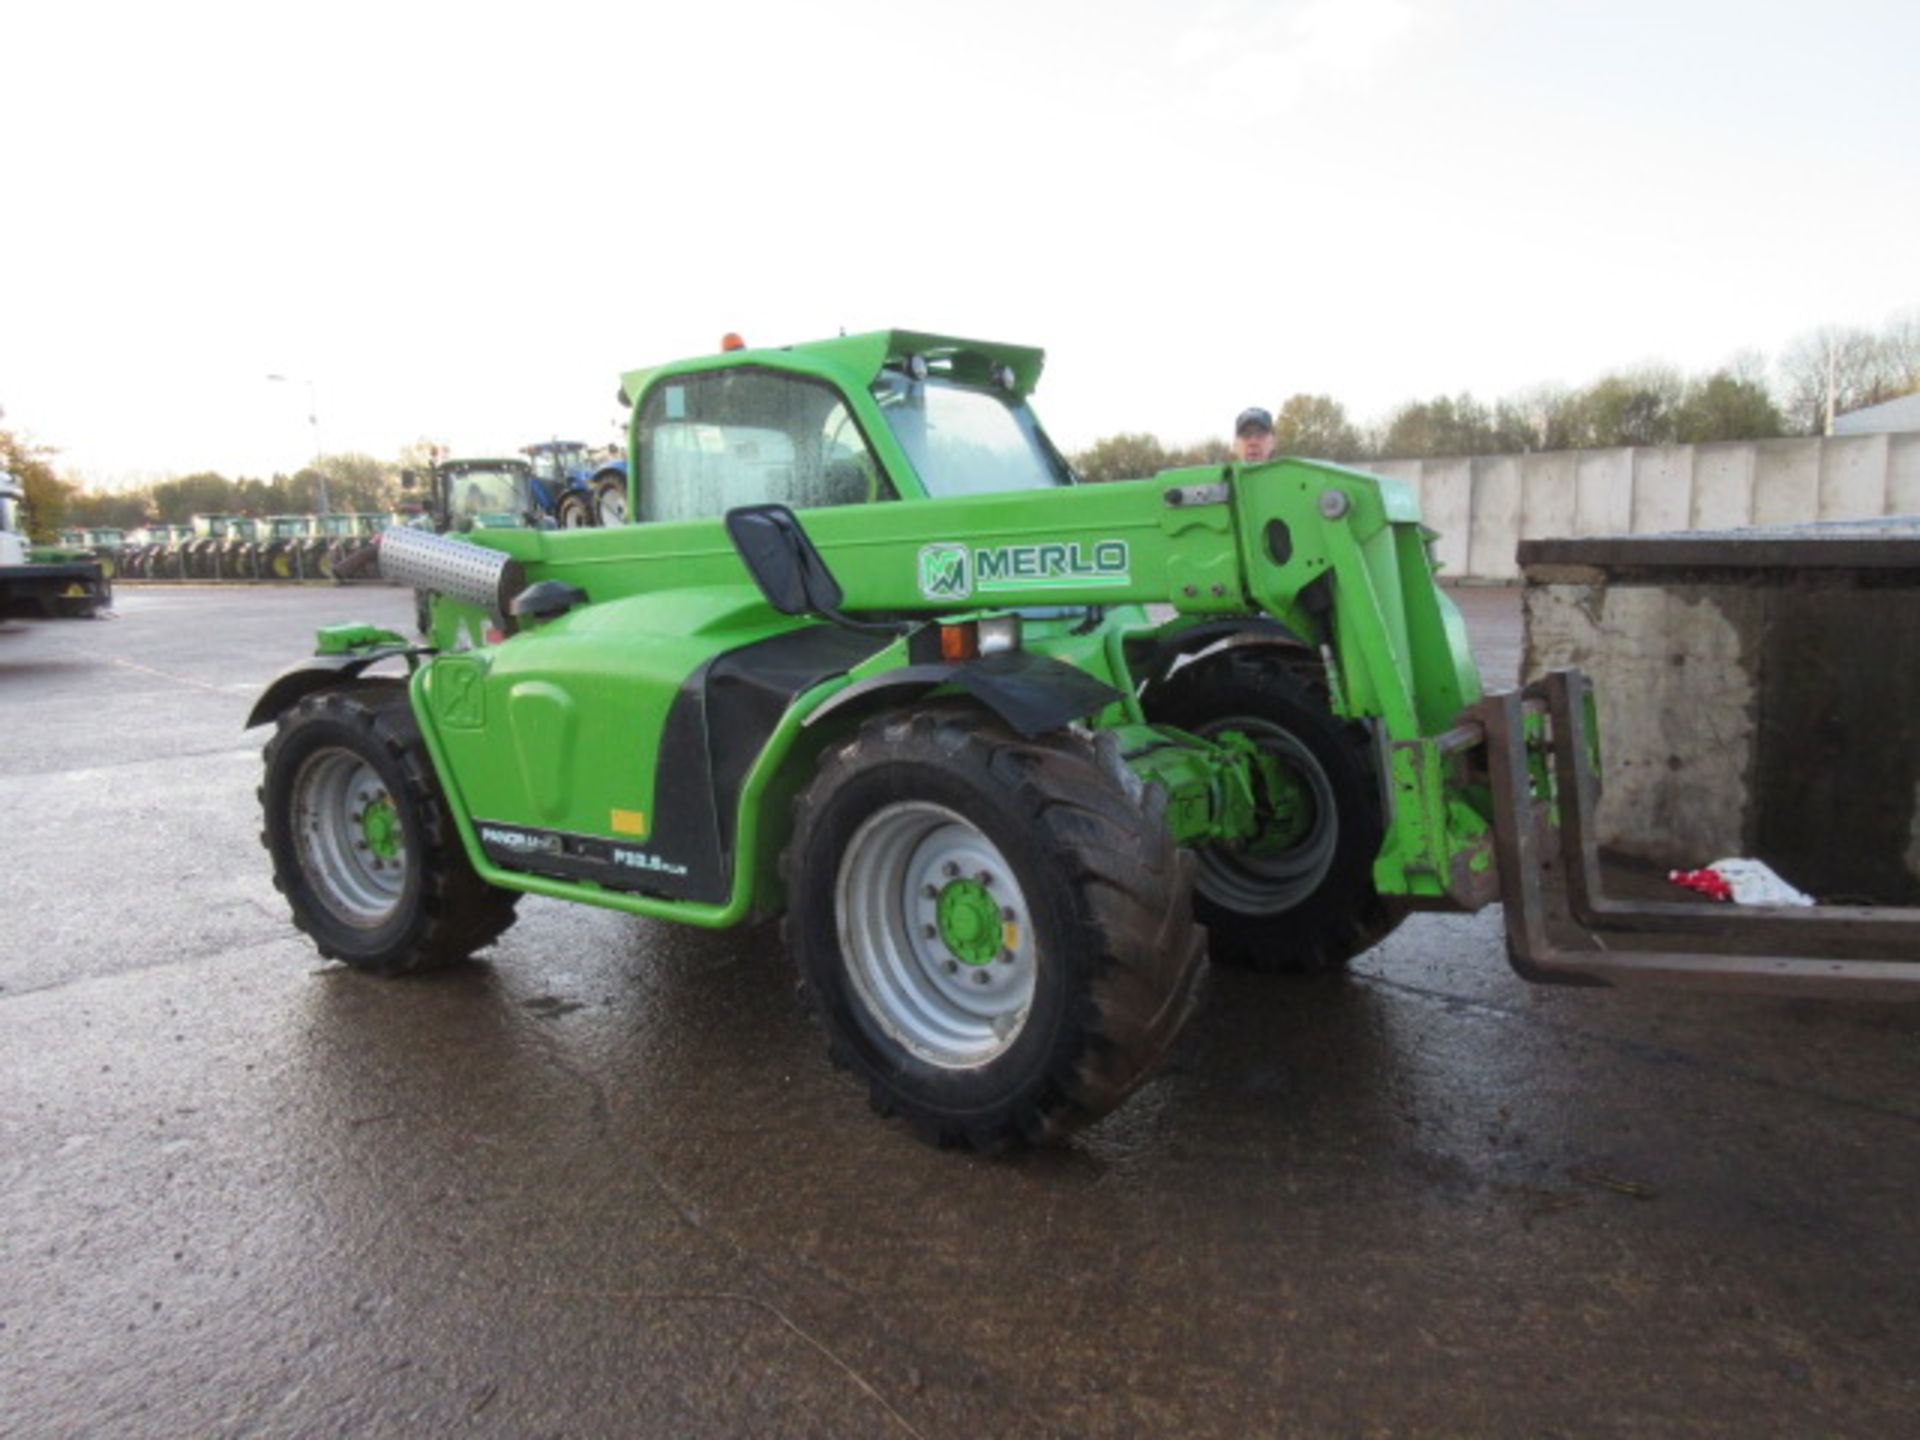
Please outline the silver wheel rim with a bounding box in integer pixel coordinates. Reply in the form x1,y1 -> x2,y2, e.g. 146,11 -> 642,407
835,801 -> 1037,1070
291,748 -> 408,927
597,488 -> 628,525
561,502 -> 592,528
1194,718 -> 1338,915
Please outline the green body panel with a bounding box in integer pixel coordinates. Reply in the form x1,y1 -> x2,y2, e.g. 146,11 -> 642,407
423,585 -> 794,843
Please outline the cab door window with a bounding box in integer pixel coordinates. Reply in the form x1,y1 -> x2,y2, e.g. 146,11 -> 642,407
636,370 -> 890,523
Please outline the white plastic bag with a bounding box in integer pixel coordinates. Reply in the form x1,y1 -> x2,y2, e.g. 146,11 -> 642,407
1707,858 -> 1815,907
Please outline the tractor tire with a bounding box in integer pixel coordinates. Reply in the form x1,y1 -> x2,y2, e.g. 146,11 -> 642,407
593,478 -> 628,527
270,547 -> 294,580
260,684 -> 519,975
784,706 -> 1206,1150
1144,648 -> 1402,974
555,491 -> 593,528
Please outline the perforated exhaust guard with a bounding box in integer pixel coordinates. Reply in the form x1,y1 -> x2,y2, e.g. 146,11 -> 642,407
376,527 -> 526,615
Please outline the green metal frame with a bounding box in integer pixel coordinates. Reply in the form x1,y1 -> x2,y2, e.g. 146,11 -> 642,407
306,330 -> 1497,929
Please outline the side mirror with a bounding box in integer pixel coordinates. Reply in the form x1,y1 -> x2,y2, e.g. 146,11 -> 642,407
724,504 -> 844,616
511,579 -> 588,623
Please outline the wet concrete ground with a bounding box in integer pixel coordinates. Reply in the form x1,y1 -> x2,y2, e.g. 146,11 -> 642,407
1,585 -> 1914,1438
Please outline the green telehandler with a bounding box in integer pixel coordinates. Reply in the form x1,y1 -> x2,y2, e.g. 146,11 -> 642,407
249,330 -> 1920,1149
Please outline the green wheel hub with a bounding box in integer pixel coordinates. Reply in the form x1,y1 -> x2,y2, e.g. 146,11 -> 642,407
1244,745 -> 1314,855
359,795 -> 400,860
937,876 -> 1003,966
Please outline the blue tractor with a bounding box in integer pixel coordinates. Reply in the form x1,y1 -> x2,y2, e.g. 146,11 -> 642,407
522,440 -> 629,528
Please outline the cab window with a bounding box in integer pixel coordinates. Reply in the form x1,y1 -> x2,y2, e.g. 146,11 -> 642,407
636,370 -> 890,524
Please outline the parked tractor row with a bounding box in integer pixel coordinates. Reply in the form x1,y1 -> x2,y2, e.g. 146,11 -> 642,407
104,512 -> 430,582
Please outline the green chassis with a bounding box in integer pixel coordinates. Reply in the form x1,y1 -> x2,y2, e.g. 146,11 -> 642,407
269,330 -> 1496,932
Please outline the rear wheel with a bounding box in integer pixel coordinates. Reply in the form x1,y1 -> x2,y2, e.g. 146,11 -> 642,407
260,685 -> 519,974
555,491 -> 593,528
784,707 -> 1205,1150
593,478 -> 628,526
1145,648 -> 1402,973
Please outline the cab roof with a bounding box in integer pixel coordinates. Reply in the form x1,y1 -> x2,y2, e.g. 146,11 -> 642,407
619,329 -> 1046,409
438,456 -> 532,472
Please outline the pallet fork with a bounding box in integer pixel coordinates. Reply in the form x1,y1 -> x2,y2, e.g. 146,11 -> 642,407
1476,670 -> 1920,1001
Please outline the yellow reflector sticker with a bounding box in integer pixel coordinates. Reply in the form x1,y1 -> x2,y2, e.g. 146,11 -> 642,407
64,584 -> 85,596
1002,921 -> 1020,950
610,808 -> 647,837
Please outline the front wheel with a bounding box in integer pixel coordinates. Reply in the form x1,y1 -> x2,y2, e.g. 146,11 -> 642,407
1144,647 -> 1402,974
555,492 -> 593,528
260,685 -> 519,974
784,707 -> 1206,1150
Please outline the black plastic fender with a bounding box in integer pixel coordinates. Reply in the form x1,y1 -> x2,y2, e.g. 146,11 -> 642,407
1125,617 -> 1315,702
244,646 -> 415,730
802,650 -> 1125,739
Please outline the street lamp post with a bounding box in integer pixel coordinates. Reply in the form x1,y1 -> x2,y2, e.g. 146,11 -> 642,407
266,374 -> 331,515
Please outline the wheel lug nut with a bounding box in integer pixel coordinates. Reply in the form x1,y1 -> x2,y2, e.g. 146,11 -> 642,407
922,924 -> 937,939
1001,906 -> 1016,921
942,862 -> 959,878
1000,949 -> 1015,964
973,971 -> 990,985
944,960 -> 959,974
976,870 -> 992,885
922,884 -> 939,899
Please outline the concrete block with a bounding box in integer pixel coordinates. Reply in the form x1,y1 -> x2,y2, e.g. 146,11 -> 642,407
1574,449 -> 1633,537
1630,446 -> 1694,534
1416,458 -> 1472,578
1365,459 -> 1422,484
1519,451 -> 1578,540
1752,438 -> 1821,526
1891,433 -> 1920,516
1690,443 -> 1755,530
1524,582 -> 1761,862
1468,455 -> 1523,580
1816,433 -> 1892,519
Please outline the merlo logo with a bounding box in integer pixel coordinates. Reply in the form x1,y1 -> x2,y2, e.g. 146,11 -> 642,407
918,543 -> 972,600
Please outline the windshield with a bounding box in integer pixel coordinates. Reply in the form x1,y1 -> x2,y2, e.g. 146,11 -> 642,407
445,467 -> 529,523
870,374 -> 1071,498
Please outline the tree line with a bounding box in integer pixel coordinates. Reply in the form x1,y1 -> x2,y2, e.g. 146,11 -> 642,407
1071,311 -> 1920,480
10,311 -> 1916,537
5,440 -> 440,541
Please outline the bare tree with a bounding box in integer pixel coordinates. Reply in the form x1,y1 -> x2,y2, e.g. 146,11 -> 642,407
1777,326 -> 1888,433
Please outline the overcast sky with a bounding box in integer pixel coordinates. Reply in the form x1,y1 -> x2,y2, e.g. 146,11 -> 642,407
5,0 -> 1917,488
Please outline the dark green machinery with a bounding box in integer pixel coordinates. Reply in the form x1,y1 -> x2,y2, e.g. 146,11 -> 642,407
2,470 -> 111,618
249,331 -> 1920,1150
402,456 -> 543,535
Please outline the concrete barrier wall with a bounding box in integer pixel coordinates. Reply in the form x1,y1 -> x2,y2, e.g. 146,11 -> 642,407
1375,433 -> 1919,580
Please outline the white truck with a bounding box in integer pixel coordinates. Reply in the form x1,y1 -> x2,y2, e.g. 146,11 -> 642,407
0,468 -> 111,618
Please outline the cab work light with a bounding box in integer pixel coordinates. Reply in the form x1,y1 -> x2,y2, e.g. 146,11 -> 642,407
938,616 -> 1022,661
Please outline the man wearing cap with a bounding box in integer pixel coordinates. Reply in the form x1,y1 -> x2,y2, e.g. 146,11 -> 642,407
1233,407 -> 1277,463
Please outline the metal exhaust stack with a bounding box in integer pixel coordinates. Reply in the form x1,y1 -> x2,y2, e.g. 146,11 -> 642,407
375,527 -> 526,616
